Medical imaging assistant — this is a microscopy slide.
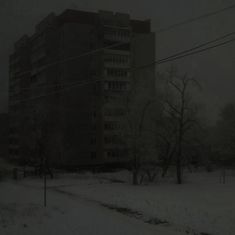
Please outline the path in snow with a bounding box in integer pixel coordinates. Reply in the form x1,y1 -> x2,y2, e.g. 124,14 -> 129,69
0,181 -> 183,235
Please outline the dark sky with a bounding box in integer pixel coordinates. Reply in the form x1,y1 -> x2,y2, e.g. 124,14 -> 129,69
0,0 -> 235,122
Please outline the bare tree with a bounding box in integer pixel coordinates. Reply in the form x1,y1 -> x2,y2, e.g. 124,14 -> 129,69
31,112 -> 53,179
117,73 -> 158,185
156,68 -> 201,184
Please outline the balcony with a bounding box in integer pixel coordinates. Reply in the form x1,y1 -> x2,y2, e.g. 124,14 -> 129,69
103,80 -> 130,92
104,54 -> 130,69
104,26 -> 131,43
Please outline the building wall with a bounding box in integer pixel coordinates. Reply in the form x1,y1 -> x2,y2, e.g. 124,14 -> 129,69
0,113 -> 9,159
9,9 -> 155,168
9,35 -> 31,163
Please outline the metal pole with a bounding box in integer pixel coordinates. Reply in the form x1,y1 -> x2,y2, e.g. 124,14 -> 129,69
44,158 -> 47,207
223,167 -> 226,184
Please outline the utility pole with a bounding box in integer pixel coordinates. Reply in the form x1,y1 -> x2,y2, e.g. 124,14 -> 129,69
43,157 -> 47,207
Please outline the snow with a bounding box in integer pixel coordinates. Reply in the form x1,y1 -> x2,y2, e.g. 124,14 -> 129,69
1,170 -> 235,235
0,179 -> 182,235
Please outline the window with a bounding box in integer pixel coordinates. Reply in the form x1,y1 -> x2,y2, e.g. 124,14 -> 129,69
90,137 -> 96,145
91,152 -> 96,159
104,108 -> 125,116
92,124 -> 96,130
104,27 -> 131,40
104,121 -> 123,130
9,138 -> 18,145
104,40 -> 130,50
106,149 -> 125,158
106,68 -> 128,77
104,81 -> 129,91
104,54 -> 130,64
106,150 -> 117,158
104,135 -> 122,144
9,149 -> 19,155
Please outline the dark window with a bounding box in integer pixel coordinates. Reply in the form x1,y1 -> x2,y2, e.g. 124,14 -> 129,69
104,40 -> 130,50
91,152 -> 96,159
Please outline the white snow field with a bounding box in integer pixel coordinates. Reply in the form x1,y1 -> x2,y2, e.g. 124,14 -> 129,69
0,179 -> 182,235
1,170 -> 235,235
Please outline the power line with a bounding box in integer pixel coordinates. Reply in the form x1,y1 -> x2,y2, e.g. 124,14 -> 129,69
10,35 -> 235,104
135,37 -> 235,71
10,4 -> 235,81
10,80 -> 88,91
10,78 -> 99,104
9,30 -> 235,93
132,32 -> 235,71
156,3 -> 235,33
156,31 -> 235,63
157,38 -> 235,65
12,41 -> 127,79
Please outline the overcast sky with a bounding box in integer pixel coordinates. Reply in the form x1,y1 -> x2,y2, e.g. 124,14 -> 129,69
0,0 -> 235,122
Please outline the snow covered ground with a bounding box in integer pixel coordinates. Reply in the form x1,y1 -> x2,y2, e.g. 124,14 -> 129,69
1,170 -> 235,235
0,179 -> 182,235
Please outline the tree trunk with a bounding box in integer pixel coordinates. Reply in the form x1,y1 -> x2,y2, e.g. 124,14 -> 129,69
162,151 -> 174,178
132,169 -> 138,185
162,145 -> 176,178
132,150 -> 139,185
176,154 -> 182,184
176,122 -> 183,184
162,164 -> 169,178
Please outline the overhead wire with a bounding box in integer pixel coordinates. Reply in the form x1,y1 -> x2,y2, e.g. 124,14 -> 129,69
9,3 -> 235,81
10,33 -> 235,104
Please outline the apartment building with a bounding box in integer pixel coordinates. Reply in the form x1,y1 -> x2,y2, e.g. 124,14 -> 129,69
9,9 -> 155,168
0,113 -> 8,159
